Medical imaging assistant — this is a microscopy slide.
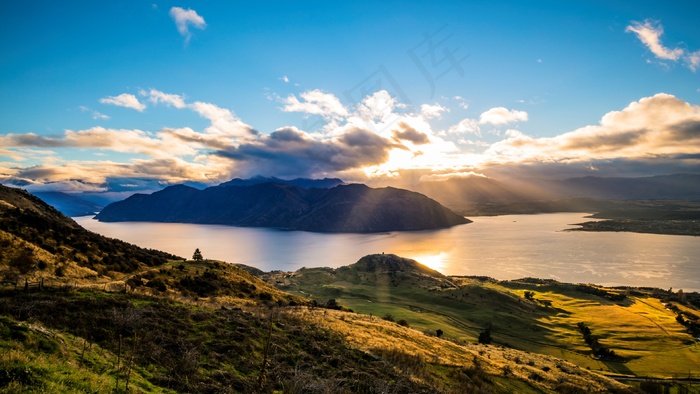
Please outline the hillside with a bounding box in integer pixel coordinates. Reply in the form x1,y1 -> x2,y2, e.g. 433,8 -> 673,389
95,182 -> 471,232
0,186 -> 642,393
265,254 -> 700,386
0,185 -> 179,284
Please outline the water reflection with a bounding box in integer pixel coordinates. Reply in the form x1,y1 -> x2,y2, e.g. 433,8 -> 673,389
75,213 -> 700,291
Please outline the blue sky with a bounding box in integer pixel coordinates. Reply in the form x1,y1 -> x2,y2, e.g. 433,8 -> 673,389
1,1 -> 699,192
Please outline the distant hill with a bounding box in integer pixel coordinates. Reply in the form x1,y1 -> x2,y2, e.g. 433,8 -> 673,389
95,182 -> 470,232
219,175 -> 344,189
412,175 -> 550,207
32,191 -> 104,217
550,173 -> 700,200
409,174 -> 700,216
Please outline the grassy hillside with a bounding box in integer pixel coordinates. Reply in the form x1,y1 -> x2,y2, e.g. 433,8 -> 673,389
265,254 -> 700,383
0,185 -> 180,286
0,265 -> 637,394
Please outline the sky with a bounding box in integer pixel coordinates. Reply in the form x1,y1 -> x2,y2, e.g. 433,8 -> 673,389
1,0 -> 699,193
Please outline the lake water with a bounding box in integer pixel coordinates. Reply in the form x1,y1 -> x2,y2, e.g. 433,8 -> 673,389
74,213 -> 700,292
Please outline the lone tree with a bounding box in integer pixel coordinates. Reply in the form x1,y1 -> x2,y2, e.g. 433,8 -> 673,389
192,248 -> 203,261
478,328 -> 492,344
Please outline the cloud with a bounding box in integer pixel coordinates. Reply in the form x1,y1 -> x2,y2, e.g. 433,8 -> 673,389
280,76 -> 290,83
147,89 -> 187,108
354,90 -> 396,122
686,50 -> 700,72
421,103 -> 449,119
626,20 -> 683,61
215,126 -> 395,177
479,107 -> 528,125
281,89 -> 349,119
453,96 -> 469,109
448,118 -> 480,136
79,106 -> 109,120
626,19 -> 699,72
169,7 -> 206,45
485,93 -> 700,165
392,122 -> 430,145
99,94 -> 146,112
189,102 -> 257,139
145,89 -> 257,140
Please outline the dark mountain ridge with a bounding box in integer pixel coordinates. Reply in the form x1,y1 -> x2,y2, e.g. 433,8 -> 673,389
96,182 -> 470,232
219,175 -> 344,189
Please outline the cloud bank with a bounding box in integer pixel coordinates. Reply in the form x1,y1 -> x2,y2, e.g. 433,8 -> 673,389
2,89 -> 699,192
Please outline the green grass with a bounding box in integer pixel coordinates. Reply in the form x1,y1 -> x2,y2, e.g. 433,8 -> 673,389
274,266 -> 700,380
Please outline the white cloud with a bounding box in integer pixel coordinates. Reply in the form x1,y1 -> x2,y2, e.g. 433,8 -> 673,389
626,19 -> 699,72
189,101 -> 256,139
280,76 -> 290,83
99,93 -> 146,112
485,93 -> 700,164
454,96 -> 469,109
282,89 -> 349,119
479,107 -> 528,125
148,89 -> 187,108
448,118 -> 480,136
355,90 -> 396,122
686,50 -> 700,72
421,103 -> 449,119
79,106 -> 109,120
626,20 -> 683,61
169,6 -> 206,45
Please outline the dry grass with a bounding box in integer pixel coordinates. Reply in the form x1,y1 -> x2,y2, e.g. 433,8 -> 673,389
284,307 -> 634,393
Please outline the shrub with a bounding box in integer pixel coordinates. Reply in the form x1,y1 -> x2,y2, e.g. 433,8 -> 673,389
397,319 -> 409,327
146,278 -> 167,292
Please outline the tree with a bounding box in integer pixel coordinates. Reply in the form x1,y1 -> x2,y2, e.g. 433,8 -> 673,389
478,328 -> 492,344
192,248 -> 203,261
436,329 -> 443,338
523,291 -> 535,301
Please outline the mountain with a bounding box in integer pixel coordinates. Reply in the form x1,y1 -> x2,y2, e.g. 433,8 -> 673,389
412,175 -> 551,207
95,182 -> 471,232
549,173 -> 700,200
219,175 -> 344,189
32,191 -> 104,217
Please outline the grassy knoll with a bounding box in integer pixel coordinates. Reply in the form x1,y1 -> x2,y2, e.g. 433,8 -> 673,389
267,255 -> 700,381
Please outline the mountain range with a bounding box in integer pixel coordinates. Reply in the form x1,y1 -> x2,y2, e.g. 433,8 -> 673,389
95,182 -> 470,232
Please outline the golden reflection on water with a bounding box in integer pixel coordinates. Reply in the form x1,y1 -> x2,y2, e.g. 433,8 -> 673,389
411,252 -> 449,272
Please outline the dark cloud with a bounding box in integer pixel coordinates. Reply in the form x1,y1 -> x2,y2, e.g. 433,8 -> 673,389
561,129 -> 647,152
215,127 -> 394,178
392,122 -> 430,145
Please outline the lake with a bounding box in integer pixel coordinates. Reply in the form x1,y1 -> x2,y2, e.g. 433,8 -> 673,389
75,213 -> 700,292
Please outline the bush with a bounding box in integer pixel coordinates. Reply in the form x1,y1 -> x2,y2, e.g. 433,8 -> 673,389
146,278 -> 167,292
397,319 -> 409,327
478,328 -> 492,344
382,314 -> 395,323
